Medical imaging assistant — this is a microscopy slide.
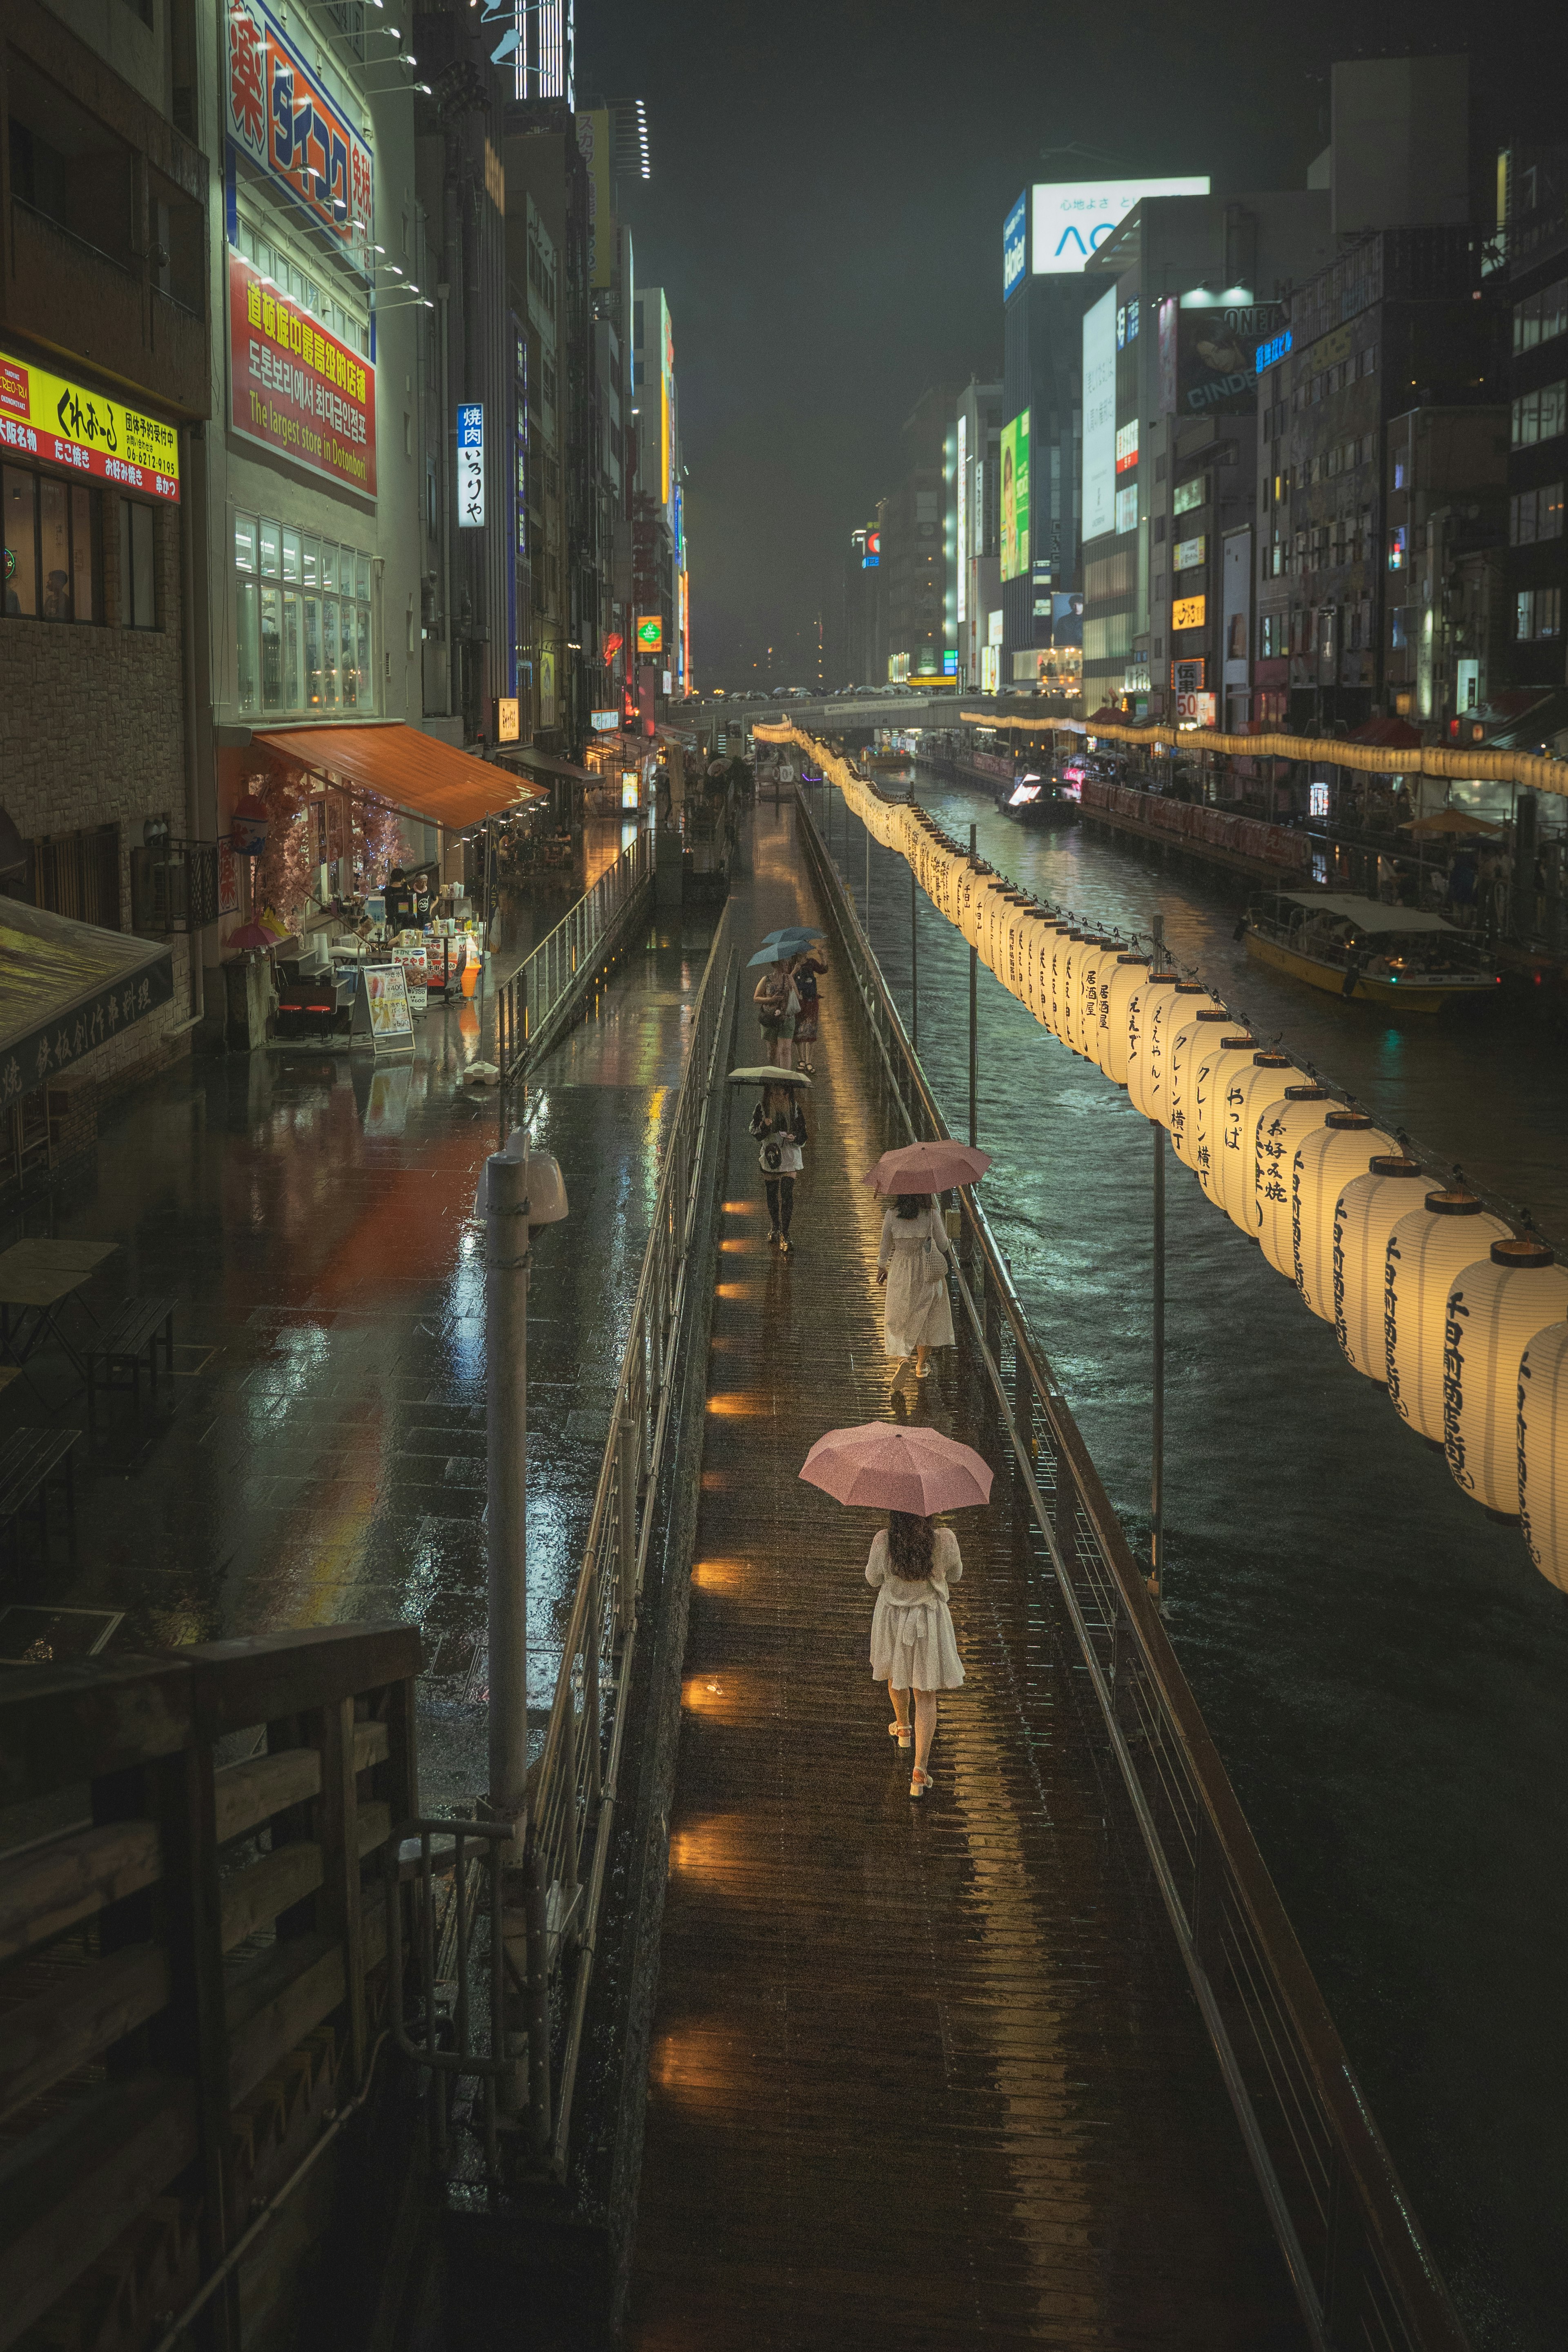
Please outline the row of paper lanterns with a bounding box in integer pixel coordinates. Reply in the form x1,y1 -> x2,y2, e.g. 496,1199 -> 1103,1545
808,742 -> 1568,1595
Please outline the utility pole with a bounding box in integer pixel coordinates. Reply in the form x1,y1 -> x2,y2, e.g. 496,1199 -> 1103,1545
1148,914 -> 1167,1607
486,1146 -> 531,1826
968,820 -> 978,1148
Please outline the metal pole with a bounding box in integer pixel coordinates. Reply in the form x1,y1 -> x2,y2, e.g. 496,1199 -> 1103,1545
910,862 -> 918,1054
486,1148 -> 530,1819
864,818 -> 870,931
968,820 -> 978,1148
1149,914 -> 1166,1605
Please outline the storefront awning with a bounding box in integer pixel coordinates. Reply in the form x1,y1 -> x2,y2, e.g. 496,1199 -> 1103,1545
504,746 -> 596,783
252,722 -> 544,828
0,899 -> 173,1111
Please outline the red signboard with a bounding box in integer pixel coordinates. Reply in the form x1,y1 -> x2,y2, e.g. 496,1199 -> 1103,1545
227,252 -> 375,497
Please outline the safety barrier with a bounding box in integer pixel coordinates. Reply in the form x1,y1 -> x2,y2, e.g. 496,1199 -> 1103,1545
1082,775 -> 1311,869
793,778 -> 1469,2352
494,827 -> 655,1092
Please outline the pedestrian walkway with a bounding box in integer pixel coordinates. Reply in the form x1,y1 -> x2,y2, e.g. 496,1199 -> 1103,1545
629,795 -> 1306,2348
0,895 -> 712,1810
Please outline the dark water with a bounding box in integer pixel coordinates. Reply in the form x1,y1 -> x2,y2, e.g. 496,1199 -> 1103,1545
812,772 -> 1568,2352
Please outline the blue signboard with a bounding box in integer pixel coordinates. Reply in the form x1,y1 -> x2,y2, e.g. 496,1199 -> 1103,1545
1256,327 -> 1293,372
1002,192 -> 1028,301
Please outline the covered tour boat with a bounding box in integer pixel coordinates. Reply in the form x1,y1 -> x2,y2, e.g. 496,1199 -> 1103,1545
1241,891 -> 1500,1013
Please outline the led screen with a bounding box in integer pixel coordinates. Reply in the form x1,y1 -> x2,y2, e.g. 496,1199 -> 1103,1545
999,410 -> 1030,583
1031,177 -> 1209,274
1081,288 -> 1117,543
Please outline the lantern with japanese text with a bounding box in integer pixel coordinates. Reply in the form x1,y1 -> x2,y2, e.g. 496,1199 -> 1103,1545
1332,1157 -> 1424,1378
1519,1321 -> 1568,1594
1049,929 -> 1084,1039
1168,1009 -> 1234,1163
1100,954 -> 1150,1084
1252,1087 -> 1332,1268
1069,940 -> 1112,1056
1189,1036 -> 1256,1204
1384,1190 -> 1512,1437
1136,982 -> 1222,1126
1124,974 -> 1183,1117
1443,1241 -> 1568,1516
1292,1110 -> 1398,1317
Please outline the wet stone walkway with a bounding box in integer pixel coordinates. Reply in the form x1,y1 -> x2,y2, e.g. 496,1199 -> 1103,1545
0,885 -> 712,1812
629,797 -> 1305,2349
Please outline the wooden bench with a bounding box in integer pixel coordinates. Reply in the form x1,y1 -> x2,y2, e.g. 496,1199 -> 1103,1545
85,1296 -> 176,1441
0,1425 -> 80,1560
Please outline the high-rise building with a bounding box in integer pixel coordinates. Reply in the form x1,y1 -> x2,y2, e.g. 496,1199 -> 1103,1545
951,380 -> 1002,688
1494,143 -> 1568,700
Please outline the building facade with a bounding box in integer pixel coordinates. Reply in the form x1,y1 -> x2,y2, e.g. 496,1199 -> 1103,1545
1497,144 -> 1568,693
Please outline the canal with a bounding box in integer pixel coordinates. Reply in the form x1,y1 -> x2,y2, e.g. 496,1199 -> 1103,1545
795,767 -> 1568,2352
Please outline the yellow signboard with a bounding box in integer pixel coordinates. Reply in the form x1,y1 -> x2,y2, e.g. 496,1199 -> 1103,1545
0,344 -> 180,502
1307,325 -> 1354,375
636,614 -> 663,653
496,696 -> 520,743
1172,595 -> 1207,632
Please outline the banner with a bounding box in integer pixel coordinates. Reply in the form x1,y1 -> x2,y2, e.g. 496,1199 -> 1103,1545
226,0 -> 374,282
0,347 -> 179,502
228,252 -> 376,496
1177,300 -> 1286,419
999,409 -> 1030,583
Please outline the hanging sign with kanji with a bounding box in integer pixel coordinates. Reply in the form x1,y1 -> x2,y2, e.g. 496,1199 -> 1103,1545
0,346 -> 180,501
457,404 -> 485,528
226,0 -> 374,283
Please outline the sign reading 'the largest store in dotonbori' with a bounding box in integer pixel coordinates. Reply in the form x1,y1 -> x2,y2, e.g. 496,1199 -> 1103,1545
226,0 -> 374,283
228,254 -> 376,495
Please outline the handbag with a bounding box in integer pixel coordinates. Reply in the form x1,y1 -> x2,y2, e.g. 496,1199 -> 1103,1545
760,1138 -> 783,1173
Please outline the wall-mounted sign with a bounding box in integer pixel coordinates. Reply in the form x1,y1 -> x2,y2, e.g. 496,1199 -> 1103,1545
956,411 -> 968,624
1172,658 -> 1206,693
457,404 -> 484,527
1082,288 -> 1117,543
1002,190 -> 1028,299
1256,327 -> 1293,372
942,650 -> 958,674
0,346 -> 180,501
1114,418 -> 1139,474
226,0 -> 374,282
228,254 -> 374,495
1307,324 -> 1354,375
604,631 -> 624,660
1173,534 -> 1207,573
1172,595 -> 1207,632
636,614 -> 663,652
1115,484 -> 1138,534
1176,690 -> 1217,725
1031,177 -> 1209,274
591,709 -> 619,730
987,609 -> 1004,647
999,408 -> 1030,581
496,696 -> 519,742
1177,300 -> 1285,418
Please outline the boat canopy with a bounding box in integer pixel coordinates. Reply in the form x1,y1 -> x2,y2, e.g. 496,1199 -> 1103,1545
1267,892 -> 1460,936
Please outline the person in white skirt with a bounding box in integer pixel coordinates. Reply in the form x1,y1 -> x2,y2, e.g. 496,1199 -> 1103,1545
866,1510 -> 964,1798
876,1192 -> 954,1386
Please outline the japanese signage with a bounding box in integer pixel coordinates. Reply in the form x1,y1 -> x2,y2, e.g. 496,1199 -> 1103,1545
496,696 -> 519,742
999,409 -> 1029,583
228,254 -> 375,496
226,0 -> 374,282
591,709 -> 620,730
1031,177 -> 1209,274
1308,324 -> 1354,375
1176,691 -> 1217,725
1256,326 -> 1292,372
1114,419 -> 1139,474
0,347 -> 180,502
457,404 -> 484,527
1,940 -> 174,1114
575,109 -> 613,290
1157,295 -> 1179,417
1172,658 -> 1206,693
1172,595 -> 1207,632
351,964 -> 415,1051
636,614 -> 663,653
1177,299 -> 1285,419
1174,535 -> 1207,573
1081,289 -> 1117,542
1002,190 -> 1027,299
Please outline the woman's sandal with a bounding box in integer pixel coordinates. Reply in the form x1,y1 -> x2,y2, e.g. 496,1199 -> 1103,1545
889,1719 -> 912,1748
909,1766 -> 933,1799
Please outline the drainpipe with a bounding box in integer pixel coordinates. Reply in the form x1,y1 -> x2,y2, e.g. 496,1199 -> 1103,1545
179,425 -> 205,1025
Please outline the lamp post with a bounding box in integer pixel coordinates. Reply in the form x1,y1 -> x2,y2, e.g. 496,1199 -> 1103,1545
1148,914 -> 1167,1607
968,821 -> 978,1148
910,862 -> 918,1054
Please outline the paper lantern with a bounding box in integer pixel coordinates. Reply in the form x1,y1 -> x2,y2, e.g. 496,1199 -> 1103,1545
1031,921 -> 1066,1028
1384,1189 -> 1512,1437
1217,1053 -> 1298,1232
1099,954 -> 1150,1082
1069,939 -> 1112,1056
1136,981 -> 1220,1125
1124,975 -> 1182,1116
1189,1036 -> 1256,1204
1292,1111 -> 1398,1317
1519,1321 -> 1568,1594
1332,1157 -> 1424,1378
1168,1009 -> 1234,1162
1443,1241 -> 1568,1516
1253,1087 -> 1334,1269
1050,929 -> 1084,1040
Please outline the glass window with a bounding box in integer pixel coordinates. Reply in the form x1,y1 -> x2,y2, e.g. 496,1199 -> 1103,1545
301,535 -> 319,589
3,466 -> 37,616
355,553 -> 370,600
321,543 -> 337,592
234,511 -> 257,572
340,599 -> 356,707
70,485 -> 96,623
282,526 -> 301,585
236,574 -> 258,709
304,595 -> 322,705
121,500 -> 156,628
356,602 -> 371,709
282,589 -> 301,708
260,583 -> 282,709
322,595 -> 339,704
39,477 -> 71,618
260,517 -> 281,577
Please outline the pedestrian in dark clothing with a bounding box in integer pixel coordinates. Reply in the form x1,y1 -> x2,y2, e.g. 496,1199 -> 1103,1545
791,950 -> 827,1072
749,1082 -> 807,1254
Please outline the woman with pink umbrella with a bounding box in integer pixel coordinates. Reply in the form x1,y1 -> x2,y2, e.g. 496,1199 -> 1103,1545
800,1423 -> 993,1799
864,1141 -> 989,1392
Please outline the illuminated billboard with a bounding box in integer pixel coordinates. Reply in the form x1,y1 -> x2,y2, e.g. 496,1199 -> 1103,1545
636,614 -> 663,653
1177,297 -> 1286,418
1002,191 -> 1027,300
956,412 -> 967,623
1031,176 -> 1209,274
1081,288 -> 1117,543
999,409 -> 1030,583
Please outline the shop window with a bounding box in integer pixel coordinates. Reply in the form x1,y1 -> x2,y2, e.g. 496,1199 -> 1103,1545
2,464 -> 102,622
119,499 -> 157,630
235,513 -> 373,716
7,51 -> 134,276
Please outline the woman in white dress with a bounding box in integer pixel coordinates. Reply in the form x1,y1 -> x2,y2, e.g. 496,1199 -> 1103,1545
866,1510 -> 964,1798
876,1192 -> 954,1383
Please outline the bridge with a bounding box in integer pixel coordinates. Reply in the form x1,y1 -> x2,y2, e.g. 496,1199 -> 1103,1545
0,785 -> 1468,2352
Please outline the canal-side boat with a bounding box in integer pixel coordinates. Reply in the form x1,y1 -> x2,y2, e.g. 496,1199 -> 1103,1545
1000,768 -> 1079,827
1241,890 -> 1500,1012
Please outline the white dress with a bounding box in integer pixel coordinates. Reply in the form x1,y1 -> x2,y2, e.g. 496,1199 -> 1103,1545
866,1527 -> 965,1691
879,1205 -> 955,1358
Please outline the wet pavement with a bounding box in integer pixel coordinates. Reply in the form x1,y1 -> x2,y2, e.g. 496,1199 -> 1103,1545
812,770 -> 1568,2352
0,854 -> 713,1815
631,795 -> 1305,2350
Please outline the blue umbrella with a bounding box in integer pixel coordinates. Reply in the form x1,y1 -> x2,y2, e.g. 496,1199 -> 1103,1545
747,945 -> 795,968
762,926 -> 825,945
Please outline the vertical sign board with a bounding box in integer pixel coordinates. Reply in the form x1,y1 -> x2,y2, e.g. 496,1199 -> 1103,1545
956,411 -> 968,625
226,0 -> 374,285
351,964 -> 415,1053
457,404 -> 484,527
1002,190 -> 1028,300
999,410 -> 1030,583
1082,288 -> 1118,543
574,109 -> 613,290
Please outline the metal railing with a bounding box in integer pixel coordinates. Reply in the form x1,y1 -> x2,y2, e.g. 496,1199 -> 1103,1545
495,827 -> 655,1092
795,779 -> 1469,2352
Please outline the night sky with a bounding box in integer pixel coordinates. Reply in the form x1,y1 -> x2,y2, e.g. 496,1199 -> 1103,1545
580,0 -> 1568,688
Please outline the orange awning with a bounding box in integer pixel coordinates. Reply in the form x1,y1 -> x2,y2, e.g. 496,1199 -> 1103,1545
252,722 -> 545,828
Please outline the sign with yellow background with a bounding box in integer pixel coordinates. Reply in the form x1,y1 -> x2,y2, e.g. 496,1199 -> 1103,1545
0,345 -> 180,502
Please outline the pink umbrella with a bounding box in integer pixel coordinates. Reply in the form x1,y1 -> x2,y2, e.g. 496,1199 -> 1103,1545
862,1141 -> 991,1197
227,921 -> 281,954
800,1423 -> 993,1516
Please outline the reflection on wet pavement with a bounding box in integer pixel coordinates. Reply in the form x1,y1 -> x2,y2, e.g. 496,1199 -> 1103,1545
817,772 -> 1568,2348
0,904 -> 711,1815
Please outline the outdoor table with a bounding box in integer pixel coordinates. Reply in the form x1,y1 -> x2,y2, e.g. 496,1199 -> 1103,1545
0,1239 -> 120,1382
